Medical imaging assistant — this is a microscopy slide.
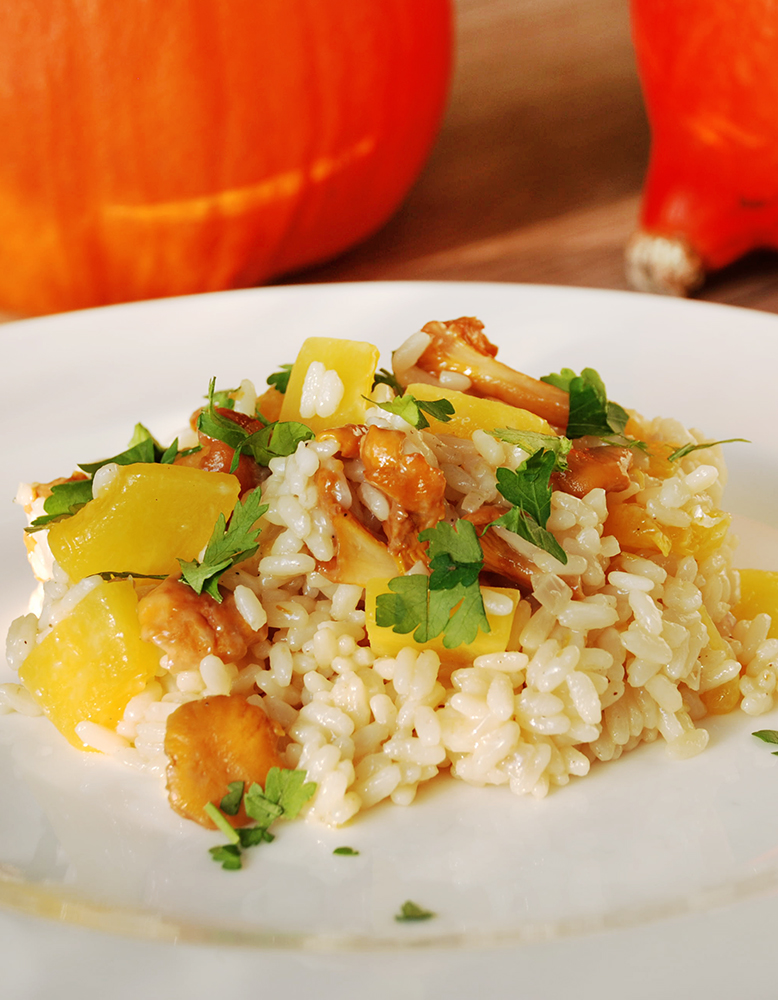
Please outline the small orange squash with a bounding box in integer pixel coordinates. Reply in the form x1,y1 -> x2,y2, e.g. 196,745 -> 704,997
627,0 -> 778,295
0,1 -> 452,315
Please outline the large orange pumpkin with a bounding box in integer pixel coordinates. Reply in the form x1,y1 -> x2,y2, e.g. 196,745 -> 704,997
0,1 -> 452,315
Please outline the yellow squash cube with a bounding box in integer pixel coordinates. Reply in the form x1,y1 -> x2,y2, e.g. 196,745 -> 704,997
48,464 -> 240,582
19,579 -> 160,749
405,382 -> 553,438
279,337 -> 380,434
365,578 -> 521,666
734,569 -> 778,639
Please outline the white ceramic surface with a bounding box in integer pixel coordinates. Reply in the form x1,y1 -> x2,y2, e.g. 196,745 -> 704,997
2,282 -> 778,998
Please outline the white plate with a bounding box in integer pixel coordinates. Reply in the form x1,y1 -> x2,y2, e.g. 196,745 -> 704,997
3,281 -> 778,999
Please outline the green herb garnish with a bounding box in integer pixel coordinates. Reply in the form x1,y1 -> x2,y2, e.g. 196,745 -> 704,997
376,520 -> 489,649
206,768 -> 317,870
199,378 -> 314,471
541,367 -> 630,441
333,846 -> 360,856
372,368 -> 404,395
178,486 -> 268,601
369,393 -> 455,430
490,449 -> 568,564
489,428 -> 573,467
219,781 -> 245,816
668,438 -> 750,462
233,421 -> 315,470
395,900 -> 435,922
26,478 -> 94,531
753,730 -> 778,755
208,844 -> 243,870
267,364 -> 293,394
204,802 -> 240,844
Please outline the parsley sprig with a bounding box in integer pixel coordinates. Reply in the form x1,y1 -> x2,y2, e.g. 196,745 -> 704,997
207,769 -> 317,870
541,367 -> 630,442
178,486 -> 268,601
753,730 -> 778,755
376,520 -> 490,649
198,378 -> 314,471
368,392 -> 455,431
395,900 -> 435,922
266,363 -> 293,394
668,438 -> 749,462
490,449 -> 568,564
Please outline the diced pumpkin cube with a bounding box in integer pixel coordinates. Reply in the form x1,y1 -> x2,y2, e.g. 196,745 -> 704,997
733,569 -> 778,639
365,578 -> 520,666
279,337 -> 380,433
48,463 -> 240,582
405,382 -> 553,439
19,579 -> 160,749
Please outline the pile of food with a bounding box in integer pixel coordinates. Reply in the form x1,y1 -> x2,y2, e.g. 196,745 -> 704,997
4,317 -> 778,846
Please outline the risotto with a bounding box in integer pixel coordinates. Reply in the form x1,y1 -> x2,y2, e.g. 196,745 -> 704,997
3,316 -> 777,841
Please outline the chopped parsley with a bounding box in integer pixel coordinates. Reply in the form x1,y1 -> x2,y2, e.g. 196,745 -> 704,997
198,378 -> 314,470
668,438 -> 749,462
753,730 -> 778,755
219,780 -> 245,816
178,486 -> 268,601
376,519 -> 489,649
372,368 -> 404,395
369,392 -> 455,430
267,363 -> 293,394
541,367 -> 630,441
395,900 -> 435,922
489,428 -> 572,467
27,478 -> 94,531
490,449 -> 568,564
333,846 -> 360,856
207,768 -> 317,870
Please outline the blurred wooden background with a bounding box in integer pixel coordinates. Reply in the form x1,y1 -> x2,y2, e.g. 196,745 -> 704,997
4,0 -> 778,323
296,0 -> 778,313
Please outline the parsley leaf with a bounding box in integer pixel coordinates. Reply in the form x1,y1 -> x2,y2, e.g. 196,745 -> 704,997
234,421 -> 314,470
199,378 -> 314,470
178,487 -> 268,602
333,846 -> 360,856
220,781 -> 245,816
209,844 -> 243,870
668,438 -> 750,462
490,450 -> 568,564
210,388 -> 238,409
206,768 -> 317,870
395,900 -> 435,922
753,729 -> 778,755
27,478 -> 94,531
541,367 -> 630,440
370,393 -> 455,430
376,520 -> 490,649
78,423 -> 162,475
372,368 -> 404,395
256,766 -> 318,820
490,428 -> 572,468
267,364 -> 293,394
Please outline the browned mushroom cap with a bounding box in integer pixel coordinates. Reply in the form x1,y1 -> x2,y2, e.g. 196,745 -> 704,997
403,317 -> 570,429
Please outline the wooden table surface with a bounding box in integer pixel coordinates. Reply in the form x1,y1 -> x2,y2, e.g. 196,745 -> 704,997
4,0 -> 778,325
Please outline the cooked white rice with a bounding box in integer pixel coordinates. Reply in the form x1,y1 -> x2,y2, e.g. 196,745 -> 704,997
4,335 -> 778,829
